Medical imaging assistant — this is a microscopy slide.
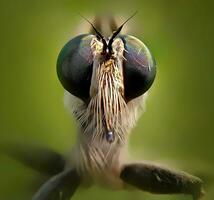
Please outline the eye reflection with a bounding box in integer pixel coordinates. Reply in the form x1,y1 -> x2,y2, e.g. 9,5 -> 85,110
57,34 -> 95,101
57,33 -> 156,102
119,35 -> 156,101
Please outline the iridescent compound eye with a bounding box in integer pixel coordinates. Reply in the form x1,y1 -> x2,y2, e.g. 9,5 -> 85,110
57,34 -> 95,101
57,33 -> 156,102
118,35 -> 156,101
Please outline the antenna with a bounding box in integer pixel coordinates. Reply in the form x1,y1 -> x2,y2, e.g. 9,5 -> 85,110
108,12 -> 137,52
79,14 -> 107,53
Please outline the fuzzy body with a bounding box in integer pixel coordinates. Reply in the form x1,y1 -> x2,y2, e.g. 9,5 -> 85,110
64,37 -> 147,188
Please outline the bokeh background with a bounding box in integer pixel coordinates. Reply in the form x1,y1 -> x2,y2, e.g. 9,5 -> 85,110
0,0 -> 213,199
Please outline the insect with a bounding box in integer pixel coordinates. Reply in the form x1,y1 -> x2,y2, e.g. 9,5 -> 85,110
5,14 -> 204,200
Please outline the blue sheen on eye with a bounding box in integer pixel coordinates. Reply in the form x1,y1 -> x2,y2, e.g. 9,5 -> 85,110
118,34 -> 156,101
57,34 -> 95,101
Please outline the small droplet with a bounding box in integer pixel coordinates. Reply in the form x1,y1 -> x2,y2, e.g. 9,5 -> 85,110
106,131 -> 114,143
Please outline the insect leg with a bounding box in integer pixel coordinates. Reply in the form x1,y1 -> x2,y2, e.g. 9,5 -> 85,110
1,142 -> 65,176
120,163 -> 204,200
32,169 -> 81,200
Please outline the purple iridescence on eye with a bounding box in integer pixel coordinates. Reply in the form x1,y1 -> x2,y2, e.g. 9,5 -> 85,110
106,131 -> 114,143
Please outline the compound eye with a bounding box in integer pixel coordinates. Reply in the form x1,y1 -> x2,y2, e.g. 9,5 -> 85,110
119,35 -> 156,101
57,34 -> 95,101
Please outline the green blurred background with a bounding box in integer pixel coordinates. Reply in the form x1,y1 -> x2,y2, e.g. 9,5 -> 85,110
0,0 -> 213,199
